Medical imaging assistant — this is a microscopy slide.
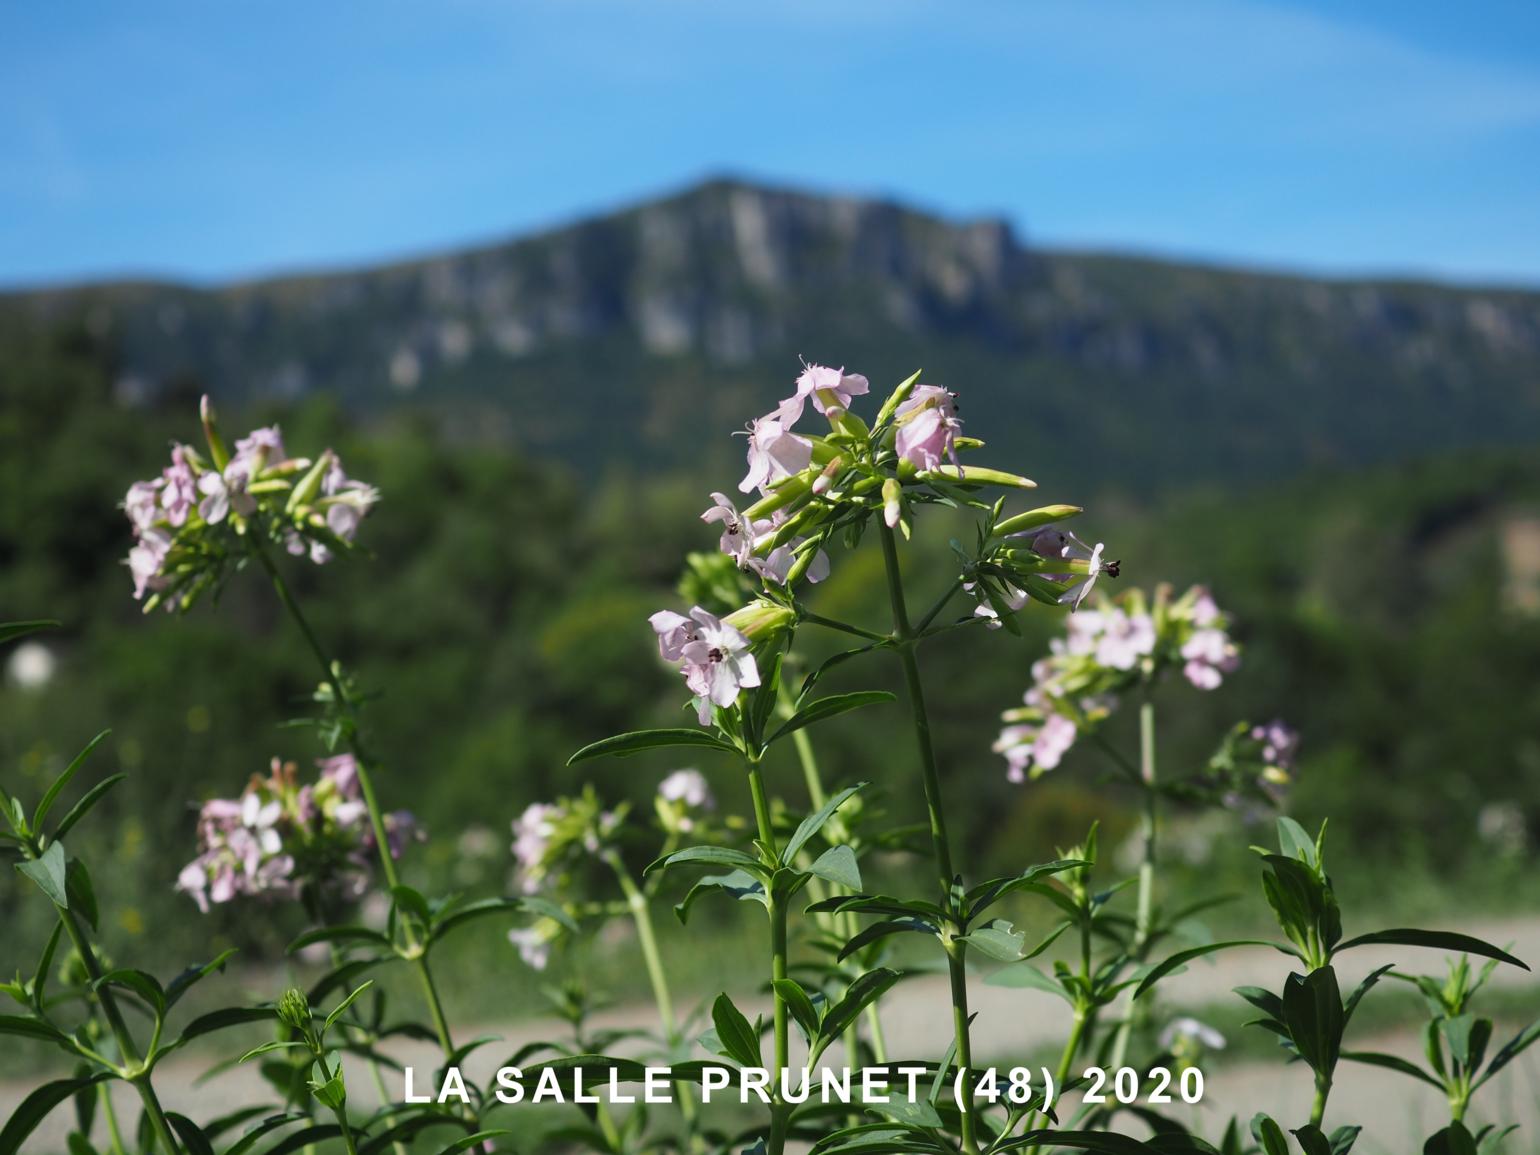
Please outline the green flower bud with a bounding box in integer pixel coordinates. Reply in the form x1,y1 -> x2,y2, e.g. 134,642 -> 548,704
277,987 -> 312,1032
199,395 -> 231,470
992,504 -> 1083,539
873,368 -> 922,428
723,601 -> 795,646
286,450 -> 334,514
914,464 -> 1036,489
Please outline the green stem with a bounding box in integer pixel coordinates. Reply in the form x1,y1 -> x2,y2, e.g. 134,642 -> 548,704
1108,698 -> 1157,1071
877,522 -> 978,1155
746,760 -> 791,1155
605,851 -> 701,1139
1310,1073 -> 1330,1129
798,610 -> 887,643
330,1105 -> 360,1155
55,907 -> 183,1155
99,1082 -> 128,1155
252,539 -> 465,1090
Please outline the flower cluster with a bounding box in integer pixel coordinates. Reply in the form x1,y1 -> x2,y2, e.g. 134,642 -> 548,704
175,754 -> 417,912
993,585 -> 1240,780
510,789 -> 623,897
1191,719 -> 1301,813
121,398 -> 378,611
648,602 -> 794,724
655,767 -> 715,834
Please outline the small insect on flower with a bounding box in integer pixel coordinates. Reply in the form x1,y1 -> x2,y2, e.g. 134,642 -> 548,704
1027,527 -> 1119,611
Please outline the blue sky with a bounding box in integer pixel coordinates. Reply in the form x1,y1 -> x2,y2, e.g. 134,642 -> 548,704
4,0 -> 1540,287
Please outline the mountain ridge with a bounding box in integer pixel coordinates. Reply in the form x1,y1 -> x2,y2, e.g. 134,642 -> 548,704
5,177 -> 1540,495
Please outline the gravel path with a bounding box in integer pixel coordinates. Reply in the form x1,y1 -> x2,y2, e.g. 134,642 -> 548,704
8,917 -> 1537,1152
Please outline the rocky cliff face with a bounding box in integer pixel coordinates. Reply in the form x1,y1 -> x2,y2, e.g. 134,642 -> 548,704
7,178 -> 1540,490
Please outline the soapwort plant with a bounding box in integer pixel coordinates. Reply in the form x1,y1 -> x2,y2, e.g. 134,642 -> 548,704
2,363 -> 1536,1155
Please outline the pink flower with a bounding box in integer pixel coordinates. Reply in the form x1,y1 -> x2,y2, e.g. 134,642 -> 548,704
1092,609 -> 1156,671
1181,627 -> 1239,689
509,926 -> 551,971
679,608 -> 761,723
739,414 -> 812,494
702,491 -> 760,565
196,466 -> 256,525
319,456 -> 380,542
160,446 -> 198,526
659,768 -> 713,810
893,385 -> 962,472
127,528 -> 173,600
511,803 -> 558,893
1027,527 -> 1115,610
124,480 -> 164,532
778,362 -> 870,425
994,714 -> 1078,782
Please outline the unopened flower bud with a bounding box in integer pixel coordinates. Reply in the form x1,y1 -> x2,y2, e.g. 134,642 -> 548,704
277,987 -> 312,1032
882,478 -> 902,529
723,600 -> 795,646
993,504 -> 1084,539
873,368 -> 922,428
286,449 -> 334,514
200,395 -> 231,470
811,456 -> 843,496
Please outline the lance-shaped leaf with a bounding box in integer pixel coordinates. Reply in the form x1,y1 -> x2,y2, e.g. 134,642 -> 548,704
815,968 -> 901,1058
1281,967 -> 1344,1079
165,948 -> 238,1009
166,1113 -> 216,1155
964,859 -> 1089,920
287,925 -> 393,954
1136,940 -> 1298,999
1333,929 -> 1528,970
1342,1050 -> 1443,1089
769,693 -> 895,746
568,729 -> 739,764
675,869 -> 767,924
771,979 -> 821,1044
784,783 -> 868,864
710,993 -> 762,1068
50,775 -> 127,842
1475,1019 -> 1540,1088
1422,1123 -> 1479,1155
994,1130 -> 1159,1153
0,1073 -> 110,1155
0,621 -> 58,646
838,917 -> 938,963
1288,1126 -> 1333,1155
649,844 -> 767,878
33,732 -> 112,834
1250,1115 -> 1290,1155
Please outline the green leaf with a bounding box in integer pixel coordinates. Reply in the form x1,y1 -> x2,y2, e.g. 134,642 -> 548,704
51,775 -> 127,842
1423,1123 -> 1478,1155
650,844 -> 767,877
959,921 -> 1027,962
0,1074 -> 108,1155
287,925 -> 391,954
771,979 -> 821,1044
817,968 -> 901,1052
1136,940 -> 1297,999
323,980 -> 375,1033
435,1133 -> 515,1155
66,858 -> 98,932
568,728 -> 738,764
1275,816 -> 1318,868
997,1131 -> 1158,1154
1290,1126 -> 1333,1155
238,1040 -> 308,1062
0,620 -> 58,647
93,968 -> 166,1017
1250,1114 -> 1290,1155
964,859 -> 1090,918
16,841 -> 69,908
1342,1050 -> 1443,1089
166,1113 -> 216,1155
34,732 -> 111,834
984,962 -> 1076,1004
261,1125 -> 347,1155
710,993 -> 762,1068
1334,930 -> 1528,970
784,784 -> 867,864
0,1015 -> 69,1044
806,845 -> 862,891
837,918 -> 938,963
768,693 -> 895,746
1475,1018 -> 1540,1087
161,1005 -> 278,1055
1281,967 -> 1343,1079
675,870 -> 767,924
162,948 -> 237,1010
390,885 -> 431,925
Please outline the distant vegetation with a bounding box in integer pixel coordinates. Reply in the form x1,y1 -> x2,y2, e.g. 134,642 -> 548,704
3,314 -> 1537,972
